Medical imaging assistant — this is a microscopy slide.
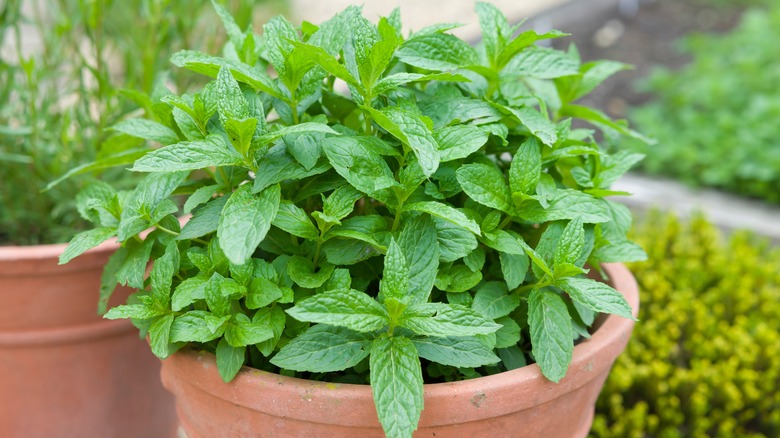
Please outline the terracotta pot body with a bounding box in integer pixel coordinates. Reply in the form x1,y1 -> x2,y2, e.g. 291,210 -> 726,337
0,241 -> 178,438
161,263 -> 638,438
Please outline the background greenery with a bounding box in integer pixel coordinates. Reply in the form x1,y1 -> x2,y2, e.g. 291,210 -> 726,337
592,214 -> 780,437
627,4 -> 780,202
0,0 -> 284,245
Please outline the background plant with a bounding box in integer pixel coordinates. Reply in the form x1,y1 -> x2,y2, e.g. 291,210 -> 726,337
0,0 -> 284,245
625,5 -> 780,203
62,3 -> 646,437
592,214 -> 780,438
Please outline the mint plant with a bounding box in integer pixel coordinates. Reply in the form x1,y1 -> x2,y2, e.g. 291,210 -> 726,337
62,2 -> 646,437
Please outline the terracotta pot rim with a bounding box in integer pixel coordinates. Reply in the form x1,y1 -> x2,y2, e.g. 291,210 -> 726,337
0,238 -> 120,277
163,263 -> 639,428
0,317 -> 136,347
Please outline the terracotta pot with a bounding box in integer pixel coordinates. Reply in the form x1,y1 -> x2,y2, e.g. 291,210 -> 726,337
161,263 -> 638,438
0,240 -> 178,438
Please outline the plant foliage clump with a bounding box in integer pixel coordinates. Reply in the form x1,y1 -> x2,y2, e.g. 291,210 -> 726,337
592,214 -> 780,438
628,7 -> 780,203
63,2 -> 646,437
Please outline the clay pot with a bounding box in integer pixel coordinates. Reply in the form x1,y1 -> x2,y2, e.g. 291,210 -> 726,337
0,240 -> 178,438
161,263 -> 638,438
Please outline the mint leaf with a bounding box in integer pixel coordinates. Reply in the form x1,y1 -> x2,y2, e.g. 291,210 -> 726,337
148,313 -> 175,359
555,277 -> 634,319
111,119 -> 178,144
321,136 -> 397,204
183,184 -> 220,214
104,303 -> 159,320
216,65 -> 250,121
398,215 -> 439,304
509,137 -> 542,196
456,163 -> 513,213
476,2 -> 511,66
499,252 -> 529,290
271,324 -> 371,373
131,137 -> 243,172
400,304 -> 501,337
434,125 -> 489,162
404,202 -> 480,235
179,196 -> 226,240
287,256 -> 335,289
520,190 -> 610,224
435,218 -> 478,263
171,276 -> 209,311
170,310 -> 230,343
397,33 -> 479,71
288,41 -> 360,87
554,216 -> 585,268
370,336 -> 424,438
272,200 -> 318,240
224,313 -> 274,347
217,184 -> 281,265
414,336 -> 500,368
286,288 -> 389,332
322,186 -> 362,222
501,106 -> 557,147
494,316 -> 522,348
380,238 -> 408,302
503,47 -> 580,79
170,50 -> 282,98
528,288 -> 573,382
246,278 -> 284,309
472,282 -> 520,319
369,107 -> 440,178
59,227 -> 116,264
215,338 -> 245,382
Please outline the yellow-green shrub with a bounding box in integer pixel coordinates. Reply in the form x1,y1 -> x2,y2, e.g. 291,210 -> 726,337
591,214 -> 780,438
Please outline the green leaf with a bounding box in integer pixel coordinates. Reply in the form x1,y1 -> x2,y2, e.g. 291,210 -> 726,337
111,119 -> 178,144
496,29 -> 568,69
509,137 -> 542,195
286,133 -> 321,171
414,336 -> 500,368
571,60 -> 631,102
179,196 -> 227,240
373,72 -> 469,95
397,33 -> 479,71
171,276 -> 209,311
380,239 -> 409,302
499,252 -> 529,290
559,104 -> 651,143
272,201 -> 318,240
398,215 -> 439,304
215,338 -> 245,382
435,218 -> 478,263
217,184 -> 281,265
502,106 -> 557,147
170,310 -> 230,343
286,289 -> 389,333
322,186 -> 363,222
254,306 -> 287,356
555,277 -> 634,319
456,163 -> 513,213
401,304 -> 501,337
224,313 -> 275,347
131,137 -> 243,172
370,336 -> 424,438
59,227 -> 116,264
150,243 -> 179,308
114,237 -> 155,289
502,47 -> 580,79
216,65 -> 250,121
271,324 -> 371,373
246,278 -> 284,309
170,50 -> 282,98
287,256 -> 335,289
368,107 -> 439,178
472,282 -> 520,319
554,216 -> 585,268
434,125 -> 489,162
104,303 -> 159,320
149,313 -> 175,359
435,265 -> 482,293
404,202 -> 480,235
205,273 -> 232,317
520,190 -> 610,224
528,288 -> 573,382
497,345 -> 527,370
475,2 -> 511,66
321,136 -> 397,204
210,0 -> 244,50
255,123 -> 339,147
288,41 -> 360,87
252,143 -> 331,194
494,316 -> 522,348
183,185 -> 220,214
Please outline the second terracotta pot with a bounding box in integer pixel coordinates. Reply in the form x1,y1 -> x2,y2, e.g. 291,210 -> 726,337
161,263 -> 639,438
0,241 -> 178,438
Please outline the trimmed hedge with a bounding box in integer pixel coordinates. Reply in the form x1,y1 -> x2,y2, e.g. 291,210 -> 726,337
591,214 -> 780,437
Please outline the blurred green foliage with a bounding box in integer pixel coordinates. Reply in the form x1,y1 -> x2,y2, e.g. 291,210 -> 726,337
591,214 -> 780,437
627,6 -> 780,203
0,0 -> 285,245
